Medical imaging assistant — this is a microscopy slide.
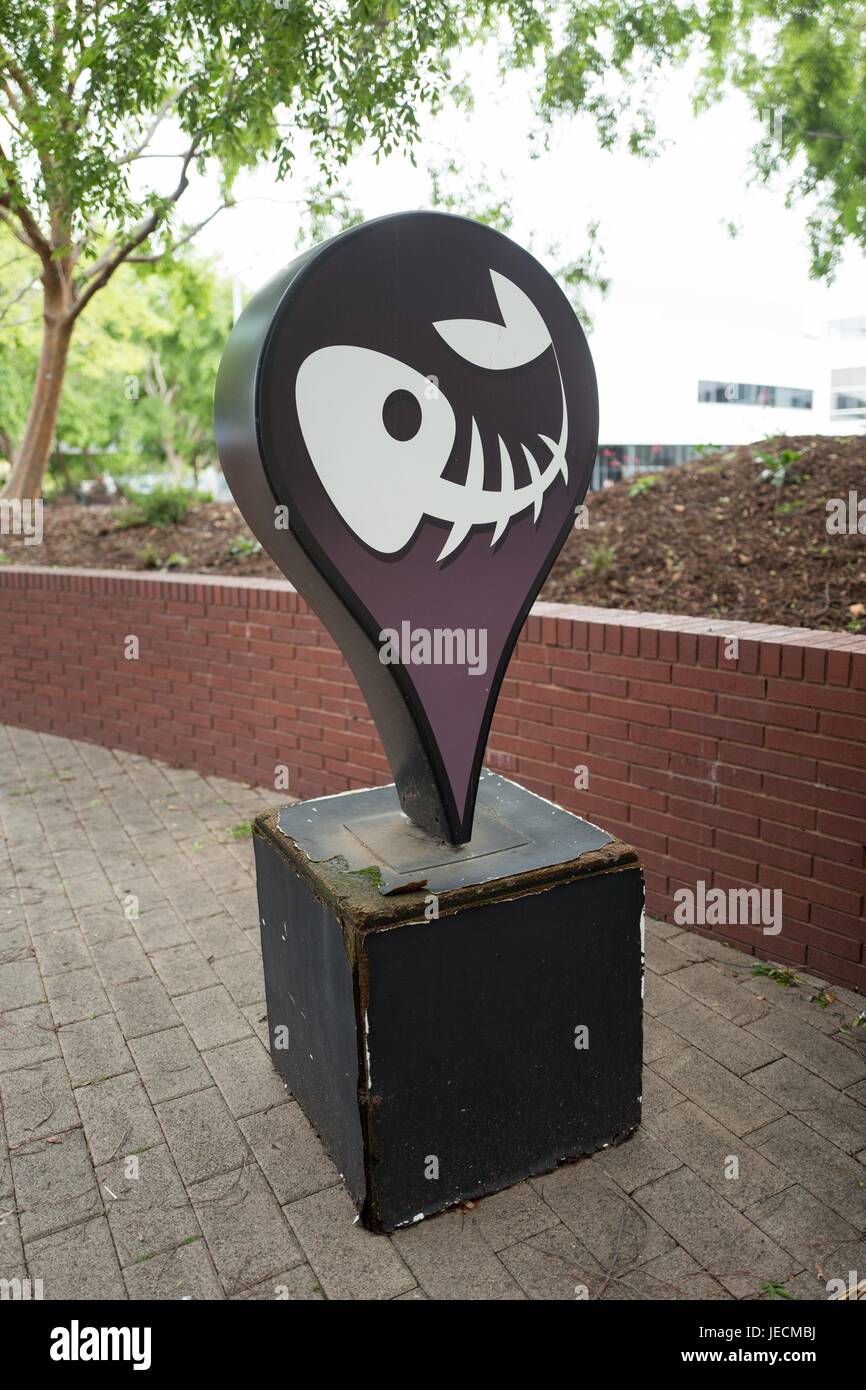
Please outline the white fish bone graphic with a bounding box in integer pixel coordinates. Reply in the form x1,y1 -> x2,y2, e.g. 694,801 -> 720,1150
295,270 -> 568,563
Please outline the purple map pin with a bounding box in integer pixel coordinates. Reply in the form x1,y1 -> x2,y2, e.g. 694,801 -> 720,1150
215,212 -> 598,843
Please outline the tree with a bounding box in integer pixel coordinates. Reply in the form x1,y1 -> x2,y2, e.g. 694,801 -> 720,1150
0,0 -> 549,499
545,2 -> 866,281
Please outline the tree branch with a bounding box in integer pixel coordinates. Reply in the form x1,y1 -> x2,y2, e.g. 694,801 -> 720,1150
72,139 -> 200,317
126,200 -> 231,263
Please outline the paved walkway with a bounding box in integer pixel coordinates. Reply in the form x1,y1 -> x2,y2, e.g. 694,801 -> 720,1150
1,725 -> 864,1301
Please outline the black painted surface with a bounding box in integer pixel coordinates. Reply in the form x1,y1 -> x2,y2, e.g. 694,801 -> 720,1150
254,778 -> 643,1232
253,833 -> 366,1202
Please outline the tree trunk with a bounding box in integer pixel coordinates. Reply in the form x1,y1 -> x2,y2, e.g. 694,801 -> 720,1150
2,302 -> 74,501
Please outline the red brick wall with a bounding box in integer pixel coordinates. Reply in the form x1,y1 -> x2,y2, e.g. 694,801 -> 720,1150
2,565 -> 864,991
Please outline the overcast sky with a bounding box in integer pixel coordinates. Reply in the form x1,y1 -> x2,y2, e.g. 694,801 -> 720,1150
179,44 -> 866,328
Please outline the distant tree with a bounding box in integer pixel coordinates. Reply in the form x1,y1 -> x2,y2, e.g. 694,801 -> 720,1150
0,0 -> 549,499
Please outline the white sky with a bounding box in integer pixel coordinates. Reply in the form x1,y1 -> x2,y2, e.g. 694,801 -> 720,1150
178,45 -> 866,327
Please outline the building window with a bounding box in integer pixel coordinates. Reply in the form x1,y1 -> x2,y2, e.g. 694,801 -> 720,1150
697,380 -> 813,409
832,392 -> 866,413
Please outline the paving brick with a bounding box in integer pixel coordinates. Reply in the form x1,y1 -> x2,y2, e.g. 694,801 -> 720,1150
643,1016 -> 690,1065
33,928 -> 91,977
74,1071 -> 163,1166
26,1216 -> 126,1300
44,966 -> 110,1027
653,1047 -> 785,1137
461,1181 -> 560,1252
98,1143 -> 199,1268
107,975 -> 180,1040
156,1087 -> 248,1185
175,984 -> 251,1051
591,1127 -> 681,1195
671,962 -> 766,1024
747,1059 -> 866,1155
0,1057 -> 79,1146
645,936 -> 691,976
633,1166 -> 797,1299
122,1237 -> 223,1300
128,1026 -> 211,1103
58,1013 -> 134,1086
745,1184 -> 860,1267
287,1185 -> 415,1300
642,1068 -> 687,1122
150,943 -> 219,997
202,1036 -> 286,1118
611,1244 -> 732,1301
232,1264 -> 325,1300
0,1003 -> 61,1073
748,1115 -> 866,1227
665,1000 -> 781,1076
532,1160 -> 675,1268
0,958 -> 44,1010
213,951 -> 266,1007
499,1224 -> 606,1300
12,1127 -> 101,1241
746,1010 -> 866,1090
646,1100 -> 788,1211
643,971 -> 691,1018
190,1162 -> 304,1294
240,1102 -> 340,1205
90,936 -> 153,986
390,1207 -> 525,1300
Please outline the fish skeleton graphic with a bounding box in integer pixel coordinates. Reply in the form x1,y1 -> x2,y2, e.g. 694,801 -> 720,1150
295,270 -> 568,563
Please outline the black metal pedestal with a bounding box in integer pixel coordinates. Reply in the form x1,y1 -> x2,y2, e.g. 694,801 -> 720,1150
253,773 -> 644,1232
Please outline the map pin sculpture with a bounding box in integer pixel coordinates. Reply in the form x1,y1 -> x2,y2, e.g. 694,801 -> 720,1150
215,212 -> 598,844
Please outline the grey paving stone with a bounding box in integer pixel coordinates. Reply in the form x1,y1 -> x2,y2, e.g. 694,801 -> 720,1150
44,966 -> 110,1027
188,916 -> 252,960
0,1057 -> 79,1146
786,1245 -> 866,1301
58,1013 -> 134,1086
848,1079 -> 866,1106
462,1181 -> 560,1252
610,1244 -> 732,1301
287,1185 -> 415,1301
391,1208 -> 525,1300
108,975 -> 181,1039
633,1166 -> 797,1299
240,1102 -> 340,1205
0,1003 -> 61,1073
133,907 -> 191,954
243,1003 -> 270,1049
0,959 -> 44,1011
33,928 -> 91,977
665,1000 -> 782,1076
645,935 -> 692,976
745,1184 -> 860,1268
175,985 -> 251,1051
213,951 -> 266,1007
643,1016 -> 691,1065
394,1286 -> 428,1299
122,1237 -> 223,1300
78,901 -> 135,947
745,1010 -> 866,1090
747,1058 -> 866,1155
591,1127 -> 681,1195
74,1072 -> 163,1167
202,1036 -> 286,1118
128,1026 -> 211,1104
64,873 -> 116,913
90,937 -> 152,986
741,975 -> 851,1035
13,1127 -> 102,1241
190,1162 -> 304,1294
499,1223 -> 605,1300
643,971 -> 690,1018
653,1047 -> 785,1137
641,1067 -> 687,1122
747,1116 -> 866,1228
646,1100 -> 789,1211
98,1143 -> 199,1268
532,1160 -> 675,1268
645,916 -> 682,940
151,943 -> 219,997
665,930 -> 758,968
671,962 -> 766,1024
156,1087 -> 248,1186
26,1216 -> 126,1300
232,1264 -> 325,1300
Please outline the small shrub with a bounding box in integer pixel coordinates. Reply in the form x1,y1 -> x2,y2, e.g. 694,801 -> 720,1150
230,820 -> 253,839
628,474 -> 660,498
755,448 -> 802,488
163,552 -> 188,570
586,544 -> 615,577
138,543 -> 160,570
228,535 -> 262,557
133,485 -> 194,527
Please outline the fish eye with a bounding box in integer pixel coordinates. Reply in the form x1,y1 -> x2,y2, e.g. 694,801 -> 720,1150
382,388 -> 422,442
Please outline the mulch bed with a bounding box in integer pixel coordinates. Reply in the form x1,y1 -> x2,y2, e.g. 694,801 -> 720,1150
3,434 -> 864,633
